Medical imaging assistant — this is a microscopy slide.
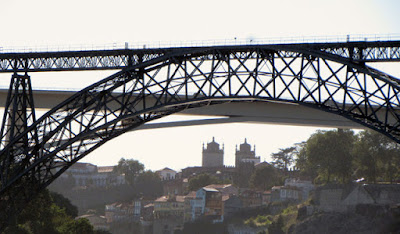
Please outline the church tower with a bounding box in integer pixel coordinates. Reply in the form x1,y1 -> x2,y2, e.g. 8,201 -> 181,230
235,138 -> 260,167
202,137 -> 224,167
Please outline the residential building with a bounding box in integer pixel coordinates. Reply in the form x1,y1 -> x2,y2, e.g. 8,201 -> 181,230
196,187 -> 223,221
284,178 -> 314,201
223,195 -> 242,219
262,191 -> 272,205
162,178 -> 187,196
271,186 -> 301,202
153,196 -> 185,219
58,162 -> 125,188
184,191 -> 203,222
205,184 -> 238,196
156,167 -> 177,181
202,137 -> 224,167
105,202 -> 135,223
153,196 -> 185,234
239,188 -> 263,207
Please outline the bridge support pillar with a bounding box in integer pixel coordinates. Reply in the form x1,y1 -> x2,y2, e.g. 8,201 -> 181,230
0,73 -> 38,152
0,73 -> 39,230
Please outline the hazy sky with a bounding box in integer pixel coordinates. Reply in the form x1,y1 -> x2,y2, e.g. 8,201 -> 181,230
0,0 -> 399,171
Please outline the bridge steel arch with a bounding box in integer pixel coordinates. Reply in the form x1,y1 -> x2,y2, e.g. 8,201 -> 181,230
1,44 -> 400,222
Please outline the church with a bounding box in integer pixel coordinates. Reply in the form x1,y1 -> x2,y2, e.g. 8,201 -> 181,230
201,137 -> 260,168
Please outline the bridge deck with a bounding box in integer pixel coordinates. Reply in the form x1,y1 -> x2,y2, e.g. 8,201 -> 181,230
0,89 -> 367,129
0,41 -> 399,73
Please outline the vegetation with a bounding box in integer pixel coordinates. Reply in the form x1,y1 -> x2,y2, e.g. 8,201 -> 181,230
249,164 -> 282,190
3,189 -> 107,234
113,158 -> 163,199
293,129 -> 400,184
113,158 -> 144,185
188,173 -> 228,191
271,147 -> 296,171
134,170 -> 163,199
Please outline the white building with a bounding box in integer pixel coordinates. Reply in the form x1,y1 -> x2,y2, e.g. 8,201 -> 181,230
155,167 -> 177,181
58,162 -> 125,188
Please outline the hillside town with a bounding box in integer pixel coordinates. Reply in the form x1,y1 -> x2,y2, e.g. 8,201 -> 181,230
49,132 -> 400,234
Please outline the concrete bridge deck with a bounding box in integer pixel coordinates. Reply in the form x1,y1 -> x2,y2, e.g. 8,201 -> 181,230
0,89 -> 365,129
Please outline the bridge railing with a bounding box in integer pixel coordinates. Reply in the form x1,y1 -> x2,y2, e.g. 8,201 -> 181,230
1,34 -> 400,53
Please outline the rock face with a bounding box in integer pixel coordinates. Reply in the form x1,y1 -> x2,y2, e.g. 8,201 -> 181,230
289,204 -> 400,234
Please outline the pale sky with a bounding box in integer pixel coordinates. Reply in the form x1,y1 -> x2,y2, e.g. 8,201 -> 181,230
0,0 -> 399,171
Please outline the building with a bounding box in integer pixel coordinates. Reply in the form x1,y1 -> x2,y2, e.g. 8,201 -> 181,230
105,202 -> 135,223
156,167 -> 177,181
153,196 -> 185,234
205,184 -> 238,196
153,195 -> 185,219
196,187 -> 223,222
284,178 -> 314,201
315,183 -> 400,212
184,191 -> 203,222
271,186 -> 301,202
239,188 -> 263,207
162,178 -> 187,196
223,195 -> 242,219
57,162 -> 125,188
235,138 -> 260,167
202,137 -> 224,167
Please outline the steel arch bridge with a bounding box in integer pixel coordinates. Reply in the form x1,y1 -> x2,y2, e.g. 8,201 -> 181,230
0,40 -> 400,224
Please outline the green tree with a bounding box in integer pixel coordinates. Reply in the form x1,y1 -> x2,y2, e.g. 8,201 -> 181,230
354,130 -> 400,183
3,190 -> 97,234
271,147 -> 296,171
50,191 -> 78,218
294,141 -> 318,180
304,129 -> 355,183
114,158 -> 144,185
8,190 -> 59,234
58,218 -> 94,234
188,174 -> 221,191
249,164 -> 281,190
3,189 -> 98,234
135,170 -> 163,199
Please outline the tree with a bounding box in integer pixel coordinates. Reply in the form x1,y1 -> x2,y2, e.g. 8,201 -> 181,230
134,170 -> 163,199
353,130 -> 400,183
58,218 -> 94,234
188,174 -> 221,191
3,189 -> 95,234
304,129 -> 355,183
114,158 -> 144,185
234,162 -> 255,188
50,191 -> 79,218
249,164 -> 281,190
271,147 -> 296,171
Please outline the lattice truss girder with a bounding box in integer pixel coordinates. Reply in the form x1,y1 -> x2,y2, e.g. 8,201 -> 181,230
321,45 -> 400,62
0,51 -> 164,72
1,41 -> 400,72
1,47 -> 400,207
